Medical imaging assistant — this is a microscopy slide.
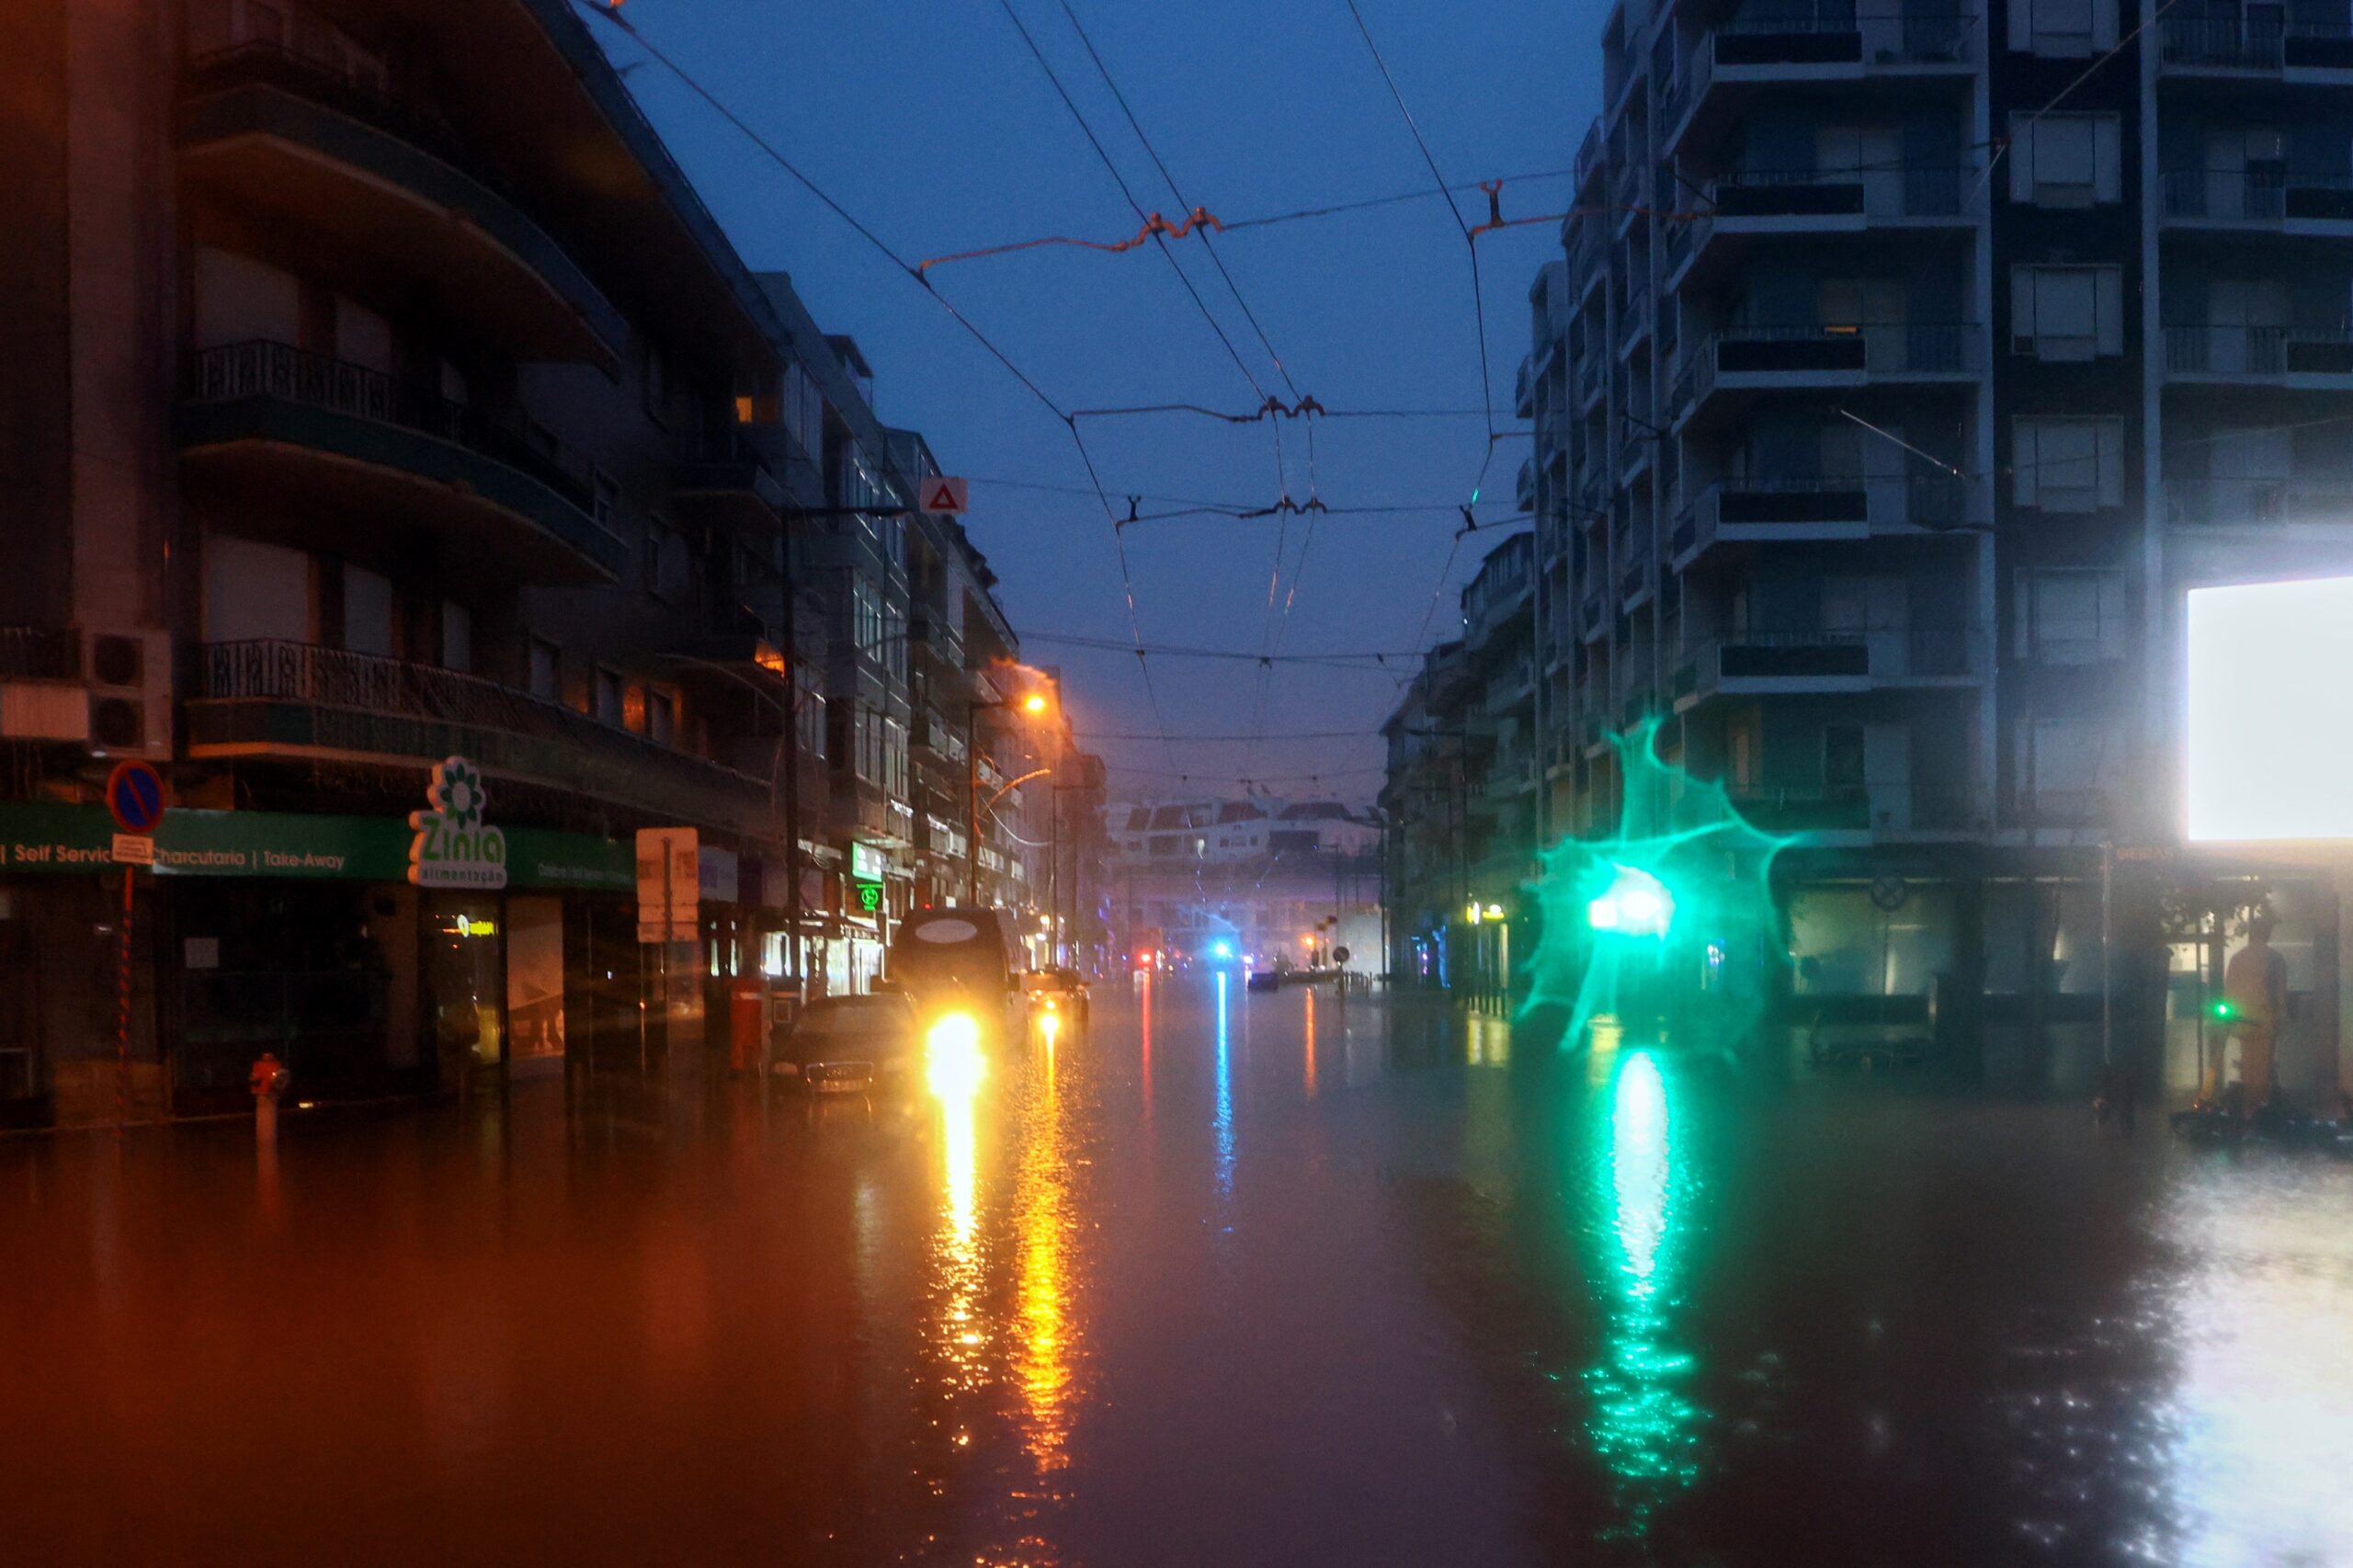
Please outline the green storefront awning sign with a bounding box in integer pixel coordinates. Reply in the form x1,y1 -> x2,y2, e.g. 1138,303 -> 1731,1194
0,803 -> 631,891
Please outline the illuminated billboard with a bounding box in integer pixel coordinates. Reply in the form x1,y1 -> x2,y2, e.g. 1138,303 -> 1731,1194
2186,575 -> 2353,842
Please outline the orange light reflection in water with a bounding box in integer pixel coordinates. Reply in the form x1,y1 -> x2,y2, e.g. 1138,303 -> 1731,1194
1012,1023 -> 1080,1470
1303,988 -> 1320,1097
928,1056 -> 988,1412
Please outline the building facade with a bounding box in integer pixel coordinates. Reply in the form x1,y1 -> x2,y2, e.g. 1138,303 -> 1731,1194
1381,534 -> 1540,994
0,0 -> 1093,1126
1399,0 -> 2353,1096
1108,796 -> 1383,974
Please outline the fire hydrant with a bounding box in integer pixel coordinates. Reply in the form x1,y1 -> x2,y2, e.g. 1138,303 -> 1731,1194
249,1052 -> 290,1143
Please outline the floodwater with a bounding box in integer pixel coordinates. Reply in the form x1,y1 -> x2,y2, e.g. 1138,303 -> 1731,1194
4,977 -> 2351,1566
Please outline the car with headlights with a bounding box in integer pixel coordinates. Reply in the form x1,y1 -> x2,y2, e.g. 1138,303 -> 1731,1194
771,994 -> 921,1094
887,907 -> 1028,1040
1022,967 -> 1091,1031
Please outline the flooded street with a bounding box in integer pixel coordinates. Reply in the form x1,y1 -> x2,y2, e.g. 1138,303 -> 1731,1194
6,977 -> 2352,1565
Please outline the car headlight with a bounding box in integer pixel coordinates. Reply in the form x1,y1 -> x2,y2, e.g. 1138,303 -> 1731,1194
925,1012 -> 985,1098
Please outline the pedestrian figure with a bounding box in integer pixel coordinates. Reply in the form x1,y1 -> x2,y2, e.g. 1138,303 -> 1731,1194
2221,914 -> 2288,1115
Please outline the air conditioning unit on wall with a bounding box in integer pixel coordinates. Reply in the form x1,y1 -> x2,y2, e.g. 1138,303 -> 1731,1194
83,630 -> 171,758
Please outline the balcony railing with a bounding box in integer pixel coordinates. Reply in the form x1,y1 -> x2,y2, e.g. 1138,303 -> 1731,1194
1681,166 -> 1970,264
2163,323 -> 2353,377
2168,475 -> 2353,526
0,628 -> 80,682
2159,16 -> 2353,69
191,640 -> 776,827
1678,624 -> 1975,694
2162,167 -> 2353,223
1726,783 -> 1980,834
1675,322 -> 1978,415
1665,13 -> 1975,136
188,340 -> 603,521
1675,472 -> 1972,557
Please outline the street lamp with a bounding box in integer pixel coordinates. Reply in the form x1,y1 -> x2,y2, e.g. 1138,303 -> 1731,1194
966,682 -> 1055,905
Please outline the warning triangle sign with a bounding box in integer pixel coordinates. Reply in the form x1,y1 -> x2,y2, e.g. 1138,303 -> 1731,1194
920,477 -> 969,515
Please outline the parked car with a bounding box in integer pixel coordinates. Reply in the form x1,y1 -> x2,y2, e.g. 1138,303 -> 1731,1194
772,994 -> 921,1093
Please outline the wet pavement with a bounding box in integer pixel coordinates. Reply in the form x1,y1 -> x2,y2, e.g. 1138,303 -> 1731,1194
5,976 -> 2353,1566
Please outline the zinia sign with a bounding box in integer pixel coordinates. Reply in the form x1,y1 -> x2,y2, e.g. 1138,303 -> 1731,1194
409,756 -> 508,889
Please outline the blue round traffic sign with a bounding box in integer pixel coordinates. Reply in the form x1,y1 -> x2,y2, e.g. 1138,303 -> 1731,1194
105,760 -> 165,835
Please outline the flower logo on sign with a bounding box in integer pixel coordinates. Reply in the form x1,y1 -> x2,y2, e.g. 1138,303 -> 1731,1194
408,755 -> 507,890
430,757 -> 487,828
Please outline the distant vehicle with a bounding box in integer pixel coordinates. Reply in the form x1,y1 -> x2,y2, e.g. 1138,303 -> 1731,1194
888,907 -> 1027,1038
773,994 -> 920,1093
1022,967 -> 1091,1030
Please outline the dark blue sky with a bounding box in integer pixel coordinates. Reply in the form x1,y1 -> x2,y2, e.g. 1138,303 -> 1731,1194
593,0 -> 1597,802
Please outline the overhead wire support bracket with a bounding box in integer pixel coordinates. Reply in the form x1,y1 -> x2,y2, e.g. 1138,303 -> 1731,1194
915,207 -> 1223,276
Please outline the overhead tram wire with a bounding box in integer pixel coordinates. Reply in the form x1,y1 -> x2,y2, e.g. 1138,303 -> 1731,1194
1339,0 -> 1495,453
989,0 -> 1312,772
572,0 -> 1187,778
1040,0 -> 1320,744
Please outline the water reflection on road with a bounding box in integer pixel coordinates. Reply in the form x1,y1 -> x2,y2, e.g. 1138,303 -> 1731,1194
5,979 -> 2353,1565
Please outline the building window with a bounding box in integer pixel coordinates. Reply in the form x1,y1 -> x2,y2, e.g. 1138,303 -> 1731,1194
592,469 -> 620,533
2019,715 -> 2114,823
2017,570 -> 2129,665
529,636 -> 562,702
642,341 -> 671,427
647,689 -> 676,747
643,517 -> 685,603
2011,265 -> 2125,359
594,666 -> 624,726
2007,113 -> 2121,206
883,718 -> 909,799
2013,417 -> 2126,512
2008,0 -> 2116,55
796,666 -> 827,761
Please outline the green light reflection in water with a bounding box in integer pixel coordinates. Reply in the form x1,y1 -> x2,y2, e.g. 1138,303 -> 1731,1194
1585,1048 -> 1703,1530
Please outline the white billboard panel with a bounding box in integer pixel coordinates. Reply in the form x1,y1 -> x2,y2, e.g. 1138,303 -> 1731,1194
2186,575 -> 2353,842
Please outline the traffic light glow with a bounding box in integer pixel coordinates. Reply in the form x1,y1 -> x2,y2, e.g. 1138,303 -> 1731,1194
1588,865 -> 1675,939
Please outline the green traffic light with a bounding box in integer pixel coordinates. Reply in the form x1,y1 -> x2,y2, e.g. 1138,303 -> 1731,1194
1587,864 -> 1676,939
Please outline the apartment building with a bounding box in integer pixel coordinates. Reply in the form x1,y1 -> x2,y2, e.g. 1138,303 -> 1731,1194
1444,0 -> 2353,1091
1381,533 -> 1540,993
0,0 -> 1088,1125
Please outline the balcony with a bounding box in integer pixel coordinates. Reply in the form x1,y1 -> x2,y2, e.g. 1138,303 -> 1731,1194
180,341 -> 625,586
177,40 -> 624,367
1663,12 -> 1977,153
1575,350 -> 1608,410
2163,323 -> 2353,386
1670,167 -> 1973,290
1726,782 -> 1982,835
188,641 -> 779,838
2158,17 -> 2353,75
672,428 -> 791,533
2168,475 -> 2353,528
1517,457 -> 1539,512
2161,168 -> 2353,231
1674,625 -> 1978,706
1516,356 -> 1540,418
1672,322 -> 1981,430
1672,473 -> 1976,568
